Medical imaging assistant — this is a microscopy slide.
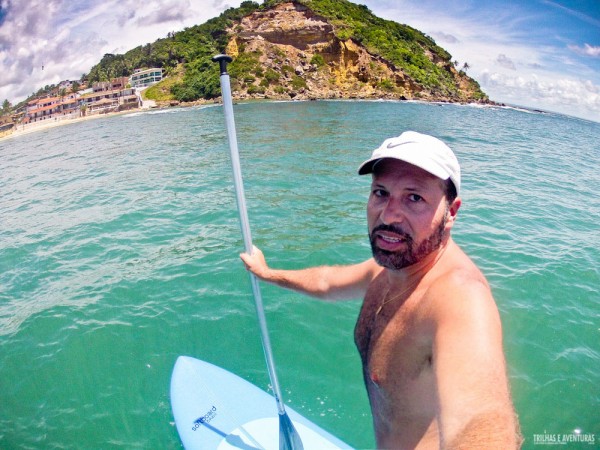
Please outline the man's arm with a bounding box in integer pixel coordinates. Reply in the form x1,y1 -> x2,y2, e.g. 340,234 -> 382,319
431,275 -> 521,449
240,246 -> 381,301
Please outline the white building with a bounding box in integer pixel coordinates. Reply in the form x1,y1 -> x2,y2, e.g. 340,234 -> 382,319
129,68 -> 163,88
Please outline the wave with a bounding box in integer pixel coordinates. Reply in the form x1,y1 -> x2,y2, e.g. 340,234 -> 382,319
123,104 -> 219,118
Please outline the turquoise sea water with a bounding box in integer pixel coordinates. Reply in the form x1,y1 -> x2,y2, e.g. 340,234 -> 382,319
1,101 -> 599,449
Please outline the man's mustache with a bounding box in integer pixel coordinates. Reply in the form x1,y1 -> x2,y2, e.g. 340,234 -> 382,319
370,224 -> 413,243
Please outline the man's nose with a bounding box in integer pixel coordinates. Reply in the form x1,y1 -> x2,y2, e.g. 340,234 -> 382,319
380,199 -> 405,225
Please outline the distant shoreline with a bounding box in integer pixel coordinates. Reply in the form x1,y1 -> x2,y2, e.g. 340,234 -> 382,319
2,98 -> 577,142
0,97 -> 219,141
0,108 -> 149,141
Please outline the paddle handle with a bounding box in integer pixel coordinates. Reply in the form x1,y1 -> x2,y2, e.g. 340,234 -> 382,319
212,54 -> 286,414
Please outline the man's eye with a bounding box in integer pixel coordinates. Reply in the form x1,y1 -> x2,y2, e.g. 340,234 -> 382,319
373,189 -> 388,197
408,194 -> 423,202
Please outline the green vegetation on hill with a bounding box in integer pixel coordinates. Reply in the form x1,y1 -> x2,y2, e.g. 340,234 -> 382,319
298,0 -> 461,95
87,1 -> 261,102
85,0 -> 485,103
299,0 -> 485,99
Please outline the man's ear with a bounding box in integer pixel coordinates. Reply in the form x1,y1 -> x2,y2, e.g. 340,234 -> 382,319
446,197 -> 461,228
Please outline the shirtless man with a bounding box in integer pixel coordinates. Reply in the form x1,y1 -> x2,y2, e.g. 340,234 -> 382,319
241,131 -> 521,449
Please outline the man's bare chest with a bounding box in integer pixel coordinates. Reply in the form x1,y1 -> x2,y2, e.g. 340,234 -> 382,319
354,285 -> 434,386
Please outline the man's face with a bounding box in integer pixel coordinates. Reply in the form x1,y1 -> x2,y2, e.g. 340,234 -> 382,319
367,159 -> 458,270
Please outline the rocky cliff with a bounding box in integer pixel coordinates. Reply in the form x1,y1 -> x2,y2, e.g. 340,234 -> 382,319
219,1 -> 486,103
136,0 -> 488,105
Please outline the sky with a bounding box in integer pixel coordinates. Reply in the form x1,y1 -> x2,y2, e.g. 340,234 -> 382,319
0,0 -> 599,122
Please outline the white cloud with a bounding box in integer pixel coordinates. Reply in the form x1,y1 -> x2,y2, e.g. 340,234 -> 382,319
568,43 -> 600,58
368,1 -> 600,121
430,31 -> 460,44
479,70 -> 600,114
496,54 -> 517,71
136,0 -> 193,26
0,1 -> 108,100
0,0 -> 239,104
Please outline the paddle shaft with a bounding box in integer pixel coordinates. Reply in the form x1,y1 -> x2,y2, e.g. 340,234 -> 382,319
212,54 -> 288,416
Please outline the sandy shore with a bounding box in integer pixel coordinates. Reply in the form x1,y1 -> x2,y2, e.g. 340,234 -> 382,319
0,108 -> 150,141
0,97 -> 225,141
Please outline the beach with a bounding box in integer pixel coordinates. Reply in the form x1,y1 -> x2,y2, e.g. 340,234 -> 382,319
1,102 -> 156,141
0,96 -> 239,141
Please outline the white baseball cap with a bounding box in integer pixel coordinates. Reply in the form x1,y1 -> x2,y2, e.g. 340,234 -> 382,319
358,131 -> 461,195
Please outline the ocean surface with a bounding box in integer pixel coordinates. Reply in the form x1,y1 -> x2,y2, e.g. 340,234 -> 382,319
1,101 -> 598,449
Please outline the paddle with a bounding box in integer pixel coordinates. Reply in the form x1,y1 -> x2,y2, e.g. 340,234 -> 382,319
212,54 -> 304,450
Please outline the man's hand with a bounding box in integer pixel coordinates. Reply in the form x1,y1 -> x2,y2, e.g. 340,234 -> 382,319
240,245 -> 271,280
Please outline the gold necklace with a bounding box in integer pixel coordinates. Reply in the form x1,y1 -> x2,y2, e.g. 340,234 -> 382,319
374,275 -> 424,317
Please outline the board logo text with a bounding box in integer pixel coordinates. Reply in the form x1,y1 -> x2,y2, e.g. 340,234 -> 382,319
192,406 -> 217,431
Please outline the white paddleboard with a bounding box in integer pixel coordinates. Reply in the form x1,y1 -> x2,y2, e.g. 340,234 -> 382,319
170,356 -> 353,449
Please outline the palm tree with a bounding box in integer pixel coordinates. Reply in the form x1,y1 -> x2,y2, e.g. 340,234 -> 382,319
1,99 -> 11,115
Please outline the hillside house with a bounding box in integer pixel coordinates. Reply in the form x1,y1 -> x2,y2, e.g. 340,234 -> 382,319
23,94 -> 81,124
129,68 -> 163,88
81,87 -> 139,115
93,77 -> 130,92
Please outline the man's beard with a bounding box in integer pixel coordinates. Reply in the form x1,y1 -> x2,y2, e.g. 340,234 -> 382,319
369,210 -> 448,270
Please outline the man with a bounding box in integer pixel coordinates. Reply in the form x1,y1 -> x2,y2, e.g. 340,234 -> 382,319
241,131 -> 521,449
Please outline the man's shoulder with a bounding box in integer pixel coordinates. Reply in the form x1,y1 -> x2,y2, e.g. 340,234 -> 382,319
425,255 -> 499,326
437,241 -> 490,291
438,263 -> 490,293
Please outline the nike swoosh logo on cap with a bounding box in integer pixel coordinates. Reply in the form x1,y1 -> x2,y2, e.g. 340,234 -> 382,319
387,140 -> 414,149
